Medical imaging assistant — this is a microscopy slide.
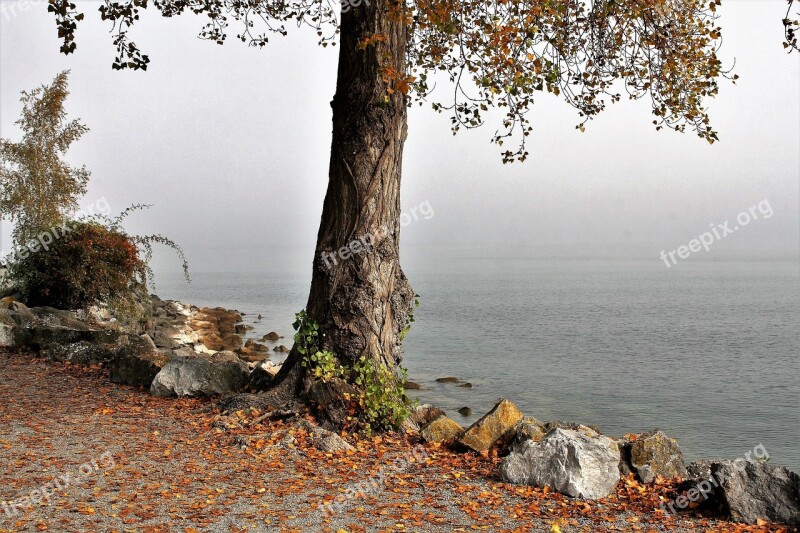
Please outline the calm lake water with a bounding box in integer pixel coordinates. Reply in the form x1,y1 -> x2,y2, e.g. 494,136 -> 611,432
155,257 -> 800,471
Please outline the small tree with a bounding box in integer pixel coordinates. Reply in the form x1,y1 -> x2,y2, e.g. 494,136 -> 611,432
0,71 -> 89,246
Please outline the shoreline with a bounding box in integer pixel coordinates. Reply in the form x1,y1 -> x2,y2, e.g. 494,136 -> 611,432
1,349 -> 795,532
1,295 -> 799,529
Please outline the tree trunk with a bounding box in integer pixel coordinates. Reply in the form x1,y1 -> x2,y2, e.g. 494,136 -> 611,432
266,2 -> 414,406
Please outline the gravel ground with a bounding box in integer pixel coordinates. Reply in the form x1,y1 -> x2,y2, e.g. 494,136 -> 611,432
0,350 -> 794,533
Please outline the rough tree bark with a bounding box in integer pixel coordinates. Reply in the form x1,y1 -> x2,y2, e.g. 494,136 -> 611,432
265,2 -> 415,406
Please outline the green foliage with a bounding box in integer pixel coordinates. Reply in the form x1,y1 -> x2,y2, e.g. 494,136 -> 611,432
10,221 -> 147,311
0,71 -> 90,246
293,309 -> 413,434
351,356 -> 412,435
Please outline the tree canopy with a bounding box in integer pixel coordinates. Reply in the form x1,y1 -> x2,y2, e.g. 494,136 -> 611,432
48,0 -> 739,162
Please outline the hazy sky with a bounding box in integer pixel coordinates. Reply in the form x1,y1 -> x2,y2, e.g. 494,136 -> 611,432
1,1 -> 798,273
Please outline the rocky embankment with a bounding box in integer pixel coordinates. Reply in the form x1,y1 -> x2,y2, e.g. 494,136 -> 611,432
404,399 -> 800,526
0,296 -> 283,397
1,295 -> 798,528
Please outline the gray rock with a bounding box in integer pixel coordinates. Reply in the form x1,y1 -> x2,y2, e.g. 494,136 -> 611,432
30,307 -> 90,330
435,377 -> 459,383
409,404 -> 446,428
713,460 -> 800,526
686,460 -> 714,481
630,430 -> 687,483
150,352 -> 249,397
509,417 -> 546,451
43,341 -> 114,365
27,324 -> 122,351
458,407 -> 473,416
0,310 -> 29,347
173,346 -> 196,358
246,364 -> 275,392
6,301 -> 35,325
110,337 -> 171,388
499,428 -> 621,499
543,420 -> 602,435
295,419 -> 354,452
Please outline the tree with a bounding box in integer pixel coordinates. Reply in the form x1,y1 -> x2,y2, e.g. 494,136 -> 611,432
46,0 -> 732,425
0,71 -> 89,246
786,0 -> 799,52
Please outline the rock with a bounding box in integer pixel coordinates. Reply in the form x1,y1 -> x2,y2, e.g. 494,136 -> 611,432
499,428 -> 621,499
435,377 -> 459,383
458,382 -> 473,388
686,460 -> 714,481
542,420 -> 601,435
150,352 -> 249,397
262,331 -> 281,341
0,310 -> 29,347
86,304 -> 112,322
273,345 -> 289,353
509,417 -> 546,451
246,363 -> 276,392
458,399 -> 523,453
153,329 -> 181,349
629,430 -> 687,483
173,347 -> 196,358
29,307 -> 91,330
234,324 -> 251,334
6,301 -> 35,325
236,339 -> 271,362
420,415 -> 463,443
713,460 -> 800,526
43,341 -> 114,365
220,333 -> 243,351
404,381 -> 422,390
409,404 -> 446,428
616,437 -> 635,477
110,339 -> 171,388
0,321 -> 19,348
295,419 -> 354,453
458,407 -> 473,417
244,339 -> 269,351
399,417 -> 420,434
28,324 -> 122,350
139,333 -> 158,351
